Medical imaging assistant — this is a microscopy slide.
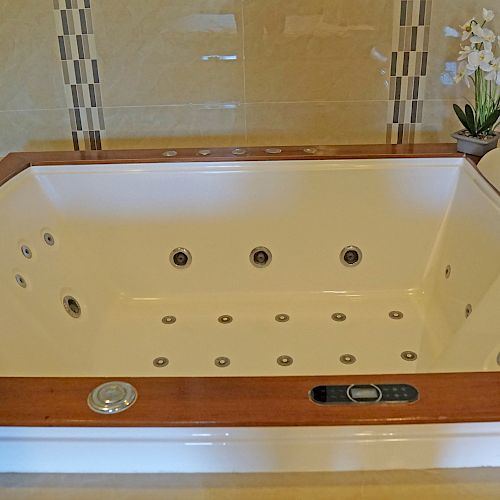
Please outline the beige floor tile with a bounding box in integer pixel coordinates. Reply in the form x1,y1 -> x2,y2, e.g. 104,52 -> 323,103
2,469 -> 498,500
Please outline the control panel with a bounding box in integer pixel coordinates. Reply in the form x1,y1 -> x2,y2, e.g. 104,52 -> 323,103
310,384 -> 418,404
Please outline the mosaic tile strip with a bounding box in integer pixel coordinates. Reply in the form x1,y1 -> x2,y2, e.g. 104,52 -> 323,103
386,0 -> 432,144
53,0 -> 104,150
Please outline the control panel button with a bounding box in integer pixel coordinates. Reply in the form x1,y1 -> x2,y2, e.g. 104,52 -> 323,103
347,384 -> 382,403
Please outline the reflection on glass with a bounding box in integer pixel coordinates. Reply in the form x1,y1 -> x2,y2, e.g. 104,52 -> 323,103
284,15 -> 376,36
371,47 -> 388,63
201,54 -> 238,61
443,26 -> 459,38
441,61 -> 458,86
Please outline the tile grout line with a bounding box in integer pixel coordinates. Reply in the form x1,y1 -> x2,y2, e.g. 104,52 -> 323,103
0,95 -> 464,115
53,0 -> 105,151
386,0 -> 432,145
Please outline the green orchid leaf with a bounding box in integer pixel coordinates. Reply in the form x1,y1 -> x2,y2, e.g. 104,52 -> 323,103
477,110 -> 500,135
464,104 -> 477,135
453,104 -> 473,134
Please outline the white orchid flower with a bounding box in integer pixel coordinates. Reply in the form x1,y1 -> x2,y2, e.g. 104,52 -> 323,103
483,8 -> 495,22
458,45 -> 474,60
480,60 -> 494,71
479,27 -> 497,44
485,68 -> 500,85
470,26 -> 497,52
470,25 -> 485,45
472,23 -> 485,35
454,65 -> 466,84
453,10 -> 499,136
483,41 -> 493,52
454,61 -> 474,87
468,49 -> 494,69
460,18 -> 476,40
470,24 -> 494,45
485,57 -> 500,84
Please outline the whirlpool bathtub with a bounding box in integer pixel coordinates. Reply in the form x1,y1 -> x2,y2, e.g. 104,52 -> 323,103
1,144 -> 499,472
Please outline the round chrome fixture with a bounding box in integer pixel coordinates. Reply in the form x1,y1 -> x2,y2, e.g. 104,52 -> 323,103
153,357 -> 169,367
340,354 -> 356,365
162,150 -> 178,157
232,148 -> 247,156
497,352 -> 500,367
198,149 -> 211,156
87,381 -> 137,414
275,313 -> 290,323
169,248 -> 192,268
340,246 -> 362,267
445,265 -> 451,279
303,147 -> 318,154
265,148 -> 282,154
215,356 -> 230,367
21,245 -> 32,259
331,312 -> 347,322
218,315 -> 233,324
465,304 -> 472,319
277,355 -> 293,366
43,232 -> 55,246
162,315 -> 176,324
15,274 -> 27,288
401,351 -> 418,361
250,246 -> 272,268
63,295 -> 81,318
389,310 -> 404,320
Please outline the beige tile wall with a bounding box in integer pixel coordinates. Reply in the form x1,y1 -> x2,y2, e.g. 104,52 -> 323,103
243,0 -> 392,103
92,0 -> 245,107
0,0 -> 73,154
0,0 -> 497,154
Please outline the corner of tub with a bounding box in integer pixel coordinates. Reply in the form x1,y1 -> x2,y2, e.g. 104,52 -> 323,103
0,153 -> 33,187
476,148 -> 500,194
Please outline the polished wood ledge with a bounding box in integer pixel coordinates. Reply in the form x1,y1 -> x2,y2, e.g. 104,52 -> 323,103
0,373 -> 499,427
0,143 -> 474,188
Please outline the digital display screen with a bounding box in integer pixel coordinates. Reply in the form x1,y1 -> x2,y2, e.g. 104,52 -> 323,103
350,387 -> 379,399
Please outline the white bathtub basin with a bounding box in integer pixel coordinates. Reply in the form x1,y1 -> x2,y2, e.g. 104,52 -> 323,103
0,145 -> 499,472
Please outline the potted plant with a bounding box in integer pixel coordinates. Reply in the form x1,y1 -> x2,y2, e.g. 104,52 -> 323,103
452,8 -> 500,156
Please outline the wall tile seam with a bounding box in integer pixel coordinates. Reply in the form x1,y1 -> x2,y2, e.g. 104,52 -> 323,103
0,99 -> 461,115
0,108 -> 72,114
91,101 -> 392,110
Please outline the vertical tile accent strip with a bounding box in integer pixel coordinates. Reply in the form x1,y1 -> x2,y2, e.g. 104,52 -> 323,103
387,0 -> 432,144
53,0 -> 104,150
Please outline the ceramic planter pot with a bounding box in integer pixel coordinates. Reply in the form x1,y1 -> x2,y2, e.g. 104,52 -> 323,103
452,130 -> 500,156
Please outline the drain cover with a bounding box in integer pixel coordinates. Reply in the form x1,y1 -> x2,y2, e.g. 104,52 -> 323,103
87,381 -> 137,414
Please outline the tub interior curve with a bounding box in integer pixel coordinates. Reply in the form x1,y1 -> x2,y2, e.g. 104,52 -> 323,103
1,157 -> 500,377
